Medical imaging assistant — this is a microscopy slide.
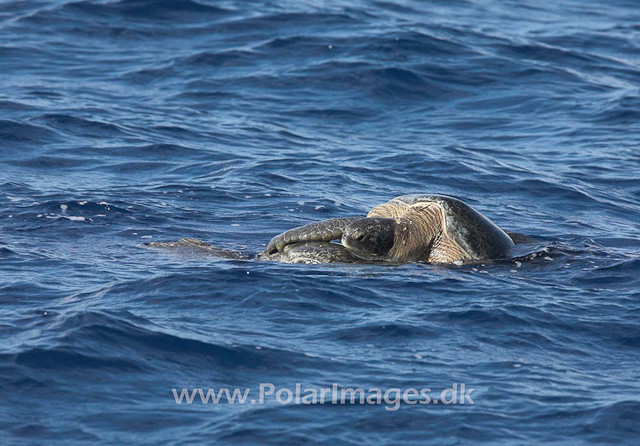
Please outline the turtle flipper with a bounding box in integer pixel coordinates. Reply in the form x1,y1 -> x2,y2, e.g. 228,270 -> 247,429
283,242 -> 360,264
266,217 -> 360,254
258,242 -> 362,264
146,238 -> 248,259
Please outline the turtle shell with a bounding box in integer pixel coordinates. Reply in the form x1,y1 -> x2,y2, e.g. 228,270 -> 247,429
393,194 -> 514,260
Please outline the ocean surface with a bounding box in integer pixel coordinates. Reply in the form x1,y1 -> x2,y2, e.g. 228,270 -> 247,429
1,0 -> 640,444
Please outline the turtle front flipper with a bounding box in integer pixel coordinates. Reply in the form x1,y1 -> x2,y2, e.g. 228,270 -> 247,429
258,242 -> 362,264
266,217 -> 360,254
146,238 -> 248,259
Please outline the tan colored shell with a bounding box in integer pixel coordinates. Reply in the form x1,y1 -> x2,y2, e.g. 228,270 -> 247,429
367,198 -> 471,263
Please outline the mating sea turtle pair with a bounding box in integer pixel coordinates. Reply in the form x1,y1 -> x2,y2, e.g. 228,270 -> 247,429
149,194 -> 514,264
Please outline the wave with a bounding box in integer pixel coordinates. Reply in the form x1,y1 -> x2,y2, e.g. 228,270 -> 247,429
214,12 -> 359,33
32,114 -> 128,139
0,119 -> 58,143
23,0 -> 234,25
527,400 -> 640,442
1,311 -> 335,376
327,323 -> 441,341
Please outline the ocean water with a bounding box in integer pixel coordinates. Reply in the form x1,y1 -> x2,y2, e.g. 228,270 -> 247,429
1,0 -> 640,444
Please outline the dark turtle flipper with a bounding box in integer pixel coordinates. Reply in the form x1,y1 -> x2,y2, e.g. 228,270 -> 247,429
266,217 -> 361,254
258,242 -> 361,264
146,238 -> 248,259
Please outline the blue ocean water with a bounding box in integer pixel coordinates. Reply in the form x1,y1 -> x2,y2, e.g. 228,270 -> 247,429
1,0 -> 640,443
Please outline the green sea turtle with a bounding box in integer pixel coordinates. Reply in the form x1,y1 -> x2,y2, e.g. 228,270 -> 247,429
265,194 -> 514,264
149,194 -> 514,264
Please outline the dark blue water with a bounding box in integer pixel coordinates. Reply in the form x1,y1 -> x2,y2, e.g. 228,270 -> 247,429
2,0 -> 640,444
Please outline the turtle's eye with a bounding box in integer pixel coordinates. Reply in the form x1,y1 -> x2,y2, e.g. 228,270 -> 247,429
354,233 -> 365,241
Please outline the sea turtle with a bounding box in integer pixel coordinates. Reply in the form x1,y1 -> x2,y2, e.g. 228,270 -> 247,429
265,194 -> 514,264
147,238 -> 361,264
148,194 -> 514,265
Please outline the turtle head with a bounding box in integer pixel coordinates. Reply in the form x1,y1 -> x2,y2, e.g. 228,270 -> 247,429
342,218 -> 396,261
